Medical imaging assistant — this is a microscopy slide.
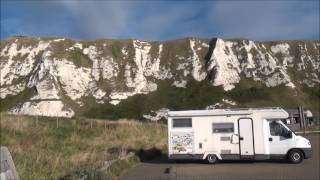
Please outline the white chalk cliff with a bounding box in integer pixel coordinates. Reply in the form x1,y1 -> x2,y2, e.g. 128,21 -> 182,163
0,36 -> 319,117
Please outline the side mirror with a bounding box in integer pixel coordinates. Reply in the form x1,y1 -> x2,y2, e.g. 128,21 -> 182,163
285,131 -> 292,139
288,131 -> 292,138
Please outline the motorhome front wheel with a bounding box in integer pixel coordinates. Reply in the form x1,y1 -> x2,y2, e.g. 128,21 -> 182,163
206,154 -> 218,164
288,149 -> 303,164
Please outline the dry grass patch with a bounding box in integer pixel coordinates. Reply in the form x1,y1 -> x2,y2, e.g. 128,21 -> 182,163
0,114 -> 167,179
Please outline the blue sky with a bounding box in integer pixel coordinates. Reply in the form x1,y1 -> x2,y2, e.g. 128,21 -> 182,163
1,0 -> 319,41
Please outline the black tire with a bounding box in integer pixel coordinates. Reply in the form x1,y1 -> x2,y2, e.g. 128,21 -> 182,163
206,154 -> 218,164
288,149 -> 304,164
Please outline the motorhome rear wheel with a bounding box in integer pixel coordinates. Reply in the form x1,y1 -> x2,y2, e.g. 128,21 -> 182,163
206,154 -> 218,164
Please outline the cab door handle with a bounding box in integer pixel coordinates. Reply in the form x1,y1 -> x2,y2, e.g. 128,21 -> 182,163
269,137 -> 273,141
239,137 -> 244,140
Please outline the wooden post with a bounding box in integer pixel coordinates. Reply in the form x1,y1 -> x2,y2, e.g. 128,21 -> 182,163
299,106 -> 306,135
56,117 -> 59,128
302,107 -> 306,135
73,118 -> 77,134
18,116 -> 20,129
13,116 -> 16,136
90,119 -> 93,129
36,116 -> 38,127
104,120 -> 106,129
298,106 -> 303,129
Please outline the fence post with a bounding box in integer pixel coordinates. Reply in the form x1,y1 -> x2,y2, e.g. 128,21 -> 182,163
11,116 -> 14,135
90,119 -> 93,129
104,120 -> 106,129
18,115 -> 20,129
36,116 -> 38,127
56,117 -> 59,128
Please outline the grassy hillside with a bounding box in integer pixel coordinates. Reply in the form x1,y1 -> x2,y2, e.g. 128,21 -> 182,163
80,78 -> 320,121
0,114 -> 167,179
2,77 -> 318,122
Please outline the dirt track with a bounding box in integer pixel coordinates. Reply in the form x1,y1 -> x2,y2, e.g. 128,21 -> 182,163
120,134 -> 320,180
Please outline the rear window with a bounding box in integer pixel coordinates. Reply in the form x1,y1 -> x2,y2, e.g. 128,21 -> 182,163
212,123 -> 234,133
173,118 -> 192,128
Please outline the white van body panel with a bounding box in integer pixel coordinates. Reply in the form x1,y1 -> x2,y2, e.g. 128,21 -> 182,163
295,136 -> 311,148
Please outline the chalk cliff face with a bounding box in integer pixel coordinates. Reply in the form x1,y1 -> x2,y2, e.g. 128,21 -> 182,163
0,36 -> 319,118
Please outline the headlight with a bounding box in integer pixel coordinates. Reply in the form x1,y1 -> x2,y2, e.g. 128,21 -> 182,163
308,141 -> 311,145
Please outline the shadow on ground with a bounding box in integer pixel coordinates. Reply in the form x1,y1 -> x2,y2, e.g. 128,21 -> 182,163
129,147 -> 290,165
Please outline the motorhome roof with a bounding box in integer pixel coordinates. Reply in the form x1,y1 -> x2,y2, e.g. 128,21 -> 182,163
168,107 -> 289,119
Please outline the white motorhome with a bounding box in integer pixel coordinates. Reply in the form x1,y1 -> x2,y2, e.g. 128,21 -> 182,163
167,107 -> 312,164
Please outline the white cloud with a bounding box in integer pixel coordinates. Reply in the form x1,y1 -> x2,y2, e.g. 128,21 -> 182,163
59,1 -> 207,40
127,2 -> 204,40
209,1 -> 319,40
59,0 -> 132,38
58,0 -> 318,40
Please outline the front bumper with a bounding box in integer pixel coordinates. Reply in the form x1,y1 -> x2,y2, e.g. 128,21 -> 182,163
301,148 -> 312,159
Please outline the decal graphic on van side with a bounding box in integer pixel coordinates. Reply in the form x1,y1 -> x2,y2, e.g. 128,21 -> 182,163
171,132 -> 194,153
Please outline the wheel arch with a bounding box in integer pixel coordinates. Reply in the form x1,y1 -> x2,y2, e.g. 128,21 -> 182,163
203,152 -> 221,160
287,148 -> 305,159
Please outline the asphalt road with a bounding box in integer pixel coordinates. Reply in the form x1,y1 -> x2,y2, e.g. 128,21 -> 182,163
120,134 -> 320,180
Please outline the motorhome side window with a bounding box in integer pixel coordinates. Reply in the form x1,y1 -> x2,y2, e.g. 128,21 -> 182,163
172,118 -> 192,128
212,123 -> 234,133
269,121 -> 289,137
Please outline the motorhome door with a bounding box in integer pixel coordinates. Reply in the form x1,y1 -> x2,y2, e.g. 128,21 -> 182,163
268,120 -> 294,155
238,118 -> 255,158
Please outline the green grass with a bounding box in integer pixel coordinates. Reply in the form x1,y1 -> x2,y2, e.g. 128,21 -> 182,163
1,77 -> 318,122
81,80 -> 225,120
106,156 -> 140,179
0,114 -> 167,179
0,87 -> 37,112
109,43 -> 122,59
80,77 -> 319,122
68,49 -> 92,68
225,77 -> 320,121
